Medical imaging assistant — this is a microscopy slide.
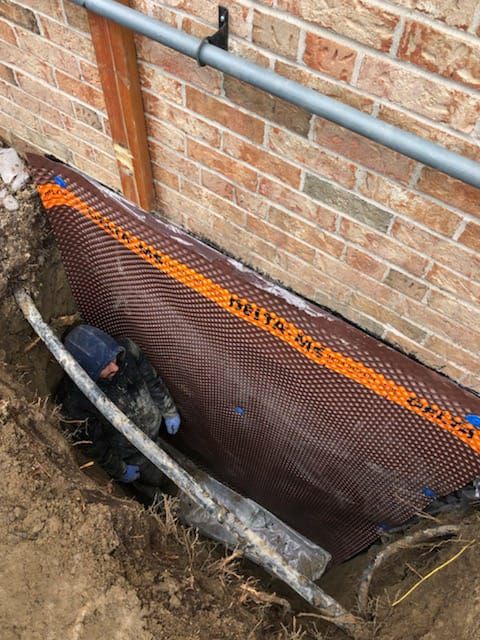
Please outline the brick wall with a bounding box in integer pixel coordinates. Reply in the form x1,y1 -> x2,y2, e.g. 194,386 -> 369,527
1,0 -> 479,392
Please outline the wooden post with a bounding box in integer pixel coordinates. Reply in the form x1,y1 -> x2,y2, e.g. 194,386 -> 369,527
87,0 -> 154,210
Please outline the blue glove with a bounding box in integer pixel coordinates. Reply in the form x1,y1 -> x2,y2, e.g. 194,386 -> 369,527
121,464 -> 140,483
164,413 -> 181,435
466,414 -> 480,429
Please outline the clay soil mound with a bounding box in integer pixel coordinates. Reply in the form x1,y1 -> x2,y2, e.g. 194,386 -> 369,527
1,149 -> 480,640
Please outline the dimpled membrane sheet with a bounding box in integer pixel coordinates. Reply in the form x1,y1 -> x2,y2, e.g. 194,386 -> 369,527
29,154 -> 480,563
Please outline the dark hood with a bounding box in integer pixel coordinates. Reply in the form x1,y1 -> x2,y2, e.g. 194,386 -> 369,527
64,324 -> 124,381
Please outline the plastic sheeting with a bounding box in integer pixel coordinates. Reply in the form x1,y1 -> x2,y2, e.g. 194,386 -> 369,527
29,154 -> 480,562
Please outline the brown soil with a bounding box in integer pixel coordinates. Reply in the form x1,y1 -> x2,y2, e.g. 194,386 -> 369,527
1,150 -> 480,640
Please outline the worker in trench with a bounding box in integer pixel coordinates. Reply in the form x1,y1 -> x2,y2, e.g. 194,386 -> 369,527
57,324 -> 181,499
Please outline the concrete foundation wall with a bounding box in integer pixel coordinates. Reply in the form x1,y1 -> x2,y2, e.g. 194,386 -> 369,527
1,0 -> 479,391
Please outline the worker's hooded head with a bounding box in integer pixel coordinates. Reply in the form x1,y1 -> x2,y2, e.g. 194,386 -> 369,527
64,324 -> 124,381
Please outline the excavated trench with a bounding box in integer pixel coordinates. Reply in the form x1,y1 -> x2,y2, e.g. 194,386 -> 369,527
2,147 -> 480,640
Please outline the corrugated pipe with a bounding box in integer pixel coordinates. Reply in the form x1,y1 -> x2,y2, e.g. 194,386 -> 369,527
71,0 -> 480,189
14,288 -> 367,639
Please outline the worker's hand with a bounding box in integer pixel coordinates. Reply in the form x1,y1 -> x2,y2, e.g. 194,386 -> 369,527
164,413 -> 181,435
120,464 -> 140,483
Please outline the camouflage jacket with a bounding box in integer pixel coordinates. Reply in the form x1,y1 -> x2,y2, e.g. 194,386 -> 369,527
58,338 -> 177,479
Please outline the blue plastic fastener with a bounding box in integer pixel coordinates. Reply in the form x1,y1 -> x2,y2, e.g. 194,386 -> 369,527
377,522 -> 390,532
466,414 -> 480,429
53,175 -> 67,188
234,406 -> 245,417
422,486 -> 437,499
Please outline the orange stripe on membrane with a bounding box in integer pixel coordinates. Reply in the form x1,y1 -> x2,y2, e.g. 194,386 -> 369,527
37,183 -> 480,454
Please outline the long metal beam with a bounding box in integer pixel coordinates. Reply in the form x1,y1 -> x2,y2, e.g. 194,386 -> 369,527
71,0 -> 480,189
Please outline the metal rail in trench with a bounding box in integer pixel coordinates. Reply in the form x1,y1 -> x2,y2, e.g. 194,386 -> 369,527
14,288 -> 367,639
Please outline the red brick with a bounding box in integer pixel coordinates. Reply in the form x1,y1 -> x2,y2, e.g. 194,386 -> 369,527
235,187 -> 270,220
139,63 -> 183,104
38,15 -> 95,62
345,247 -> 387,280
391,218 -> 480,283
275,61 -> 374,114
383,330 -> 467,381
360,173 -> 461,236
268,127 -> 356,189
253,10 -> 299,59
15,27 -> 79,74
397,297 -> 480,352
303,32 -> 357,81
358,56 -> 480,134
0,40 -> 53,83
136,1 -> 177,27
73,153 -> 121,191
0,1 -> 39,32
152,140 -> 200,184
78,61 -> 102,90
390,218 -> 438,257
460,374 -> 480,395
143,92 -> 221,148
246,215 -> 315,263
315,247 -> 403,309
341,218 -> 428,277
417,168 -> 480,218
210,220 -> 253,262
201,169 -> 235,202
276,0 -> 399,52
428,290 -> 480,331
431,240 -> 480,282
0,106 -> 74,161
459,222 -> 480,253
259,177 -> 337,230
350,292 -> 427,342
16,72 -> 74,116
0,91 -> 42,132
181,179 -> 246,227
268,205 -> 344,257
181,16 -> 212,40
55,70 -> 106,111
168,0 -> 250,39
73,103 -> 103,131
313,119 -> 415,184
222,133 -> 301,188
224,77 -> 312,138
155,184 -> 191,227
64,1 -> 89,32
152,163 -> 180,191
424,335 -> 480,373
187,139 -> 257,190
2,79 -> 67,129
378,104 -> 480,163
384,269 -> 427,301
24,0 -> 64,17
146,114 -> 185,153
426,264 -> 480,305
392,0 -> 478,32
0,18 -> 17,44
137,37 -> 222,94
42,120 -> 116,168
230,39 -> 271,68
399,21 -> 480,90
186,86 -> 265,144
0,63 -> 15,85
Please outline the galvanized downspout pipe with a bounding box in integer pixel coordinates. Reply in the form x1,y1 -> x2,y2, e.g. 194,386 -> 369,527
71,0 -> 480,189
14,288 -> 367,639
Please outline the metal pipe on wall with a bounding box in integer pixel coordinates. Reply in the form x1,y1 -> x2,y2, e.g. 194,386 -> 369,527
71,0 -> 480,189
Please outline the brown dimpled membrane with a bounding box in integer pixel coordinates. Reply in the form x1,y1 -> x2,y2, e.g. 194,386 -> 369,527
29,154 -> 480,563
